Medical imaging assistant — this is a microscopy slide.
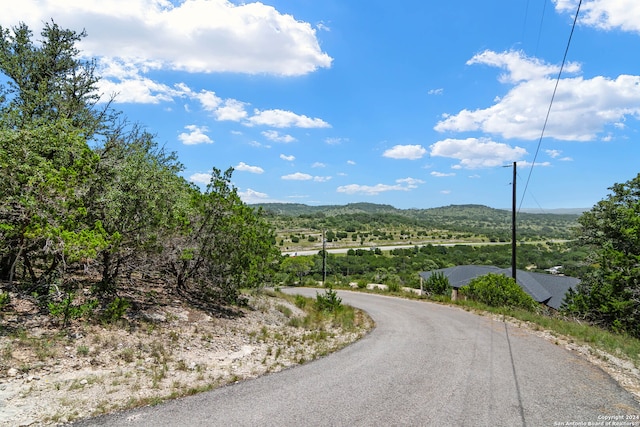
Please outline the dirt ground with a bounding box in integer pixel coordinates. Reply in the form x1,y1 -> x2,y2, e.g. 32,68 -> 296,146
2,291 -> 639,426
0,290 -> 373,426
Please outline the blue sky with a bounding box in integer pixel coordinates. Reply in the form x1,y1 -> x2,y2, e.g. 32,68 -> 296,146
3,0 -> 640,210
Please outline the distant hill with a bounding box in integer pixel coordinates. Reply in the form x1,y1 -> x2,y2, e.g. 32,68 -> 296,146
252,202 -> 400,216
252,202 -> 584,219
252,202 -> 581,241
515,208 -> 588,215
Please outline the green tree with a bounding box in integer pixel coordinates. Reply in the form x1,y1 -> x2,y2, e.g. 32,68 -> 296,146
86,126 -> 190,294
281,255 -> 315,285
162,168 -> 279,303
0,21 -> 112,297
0,120 -> 108,294
563,174 -> 640,336
0,21 -> 107,134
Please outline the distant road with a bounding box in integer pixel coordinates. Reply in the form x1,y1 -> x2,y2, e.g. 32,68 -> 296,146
283,240 -> 524,256
74,289 -> 639,426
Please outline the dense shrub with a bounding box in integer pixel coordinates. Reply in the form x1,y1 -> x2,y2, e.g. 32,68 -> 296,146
423,272 -> 451,296
315,288 -> 342,312
460,273 -> 538,311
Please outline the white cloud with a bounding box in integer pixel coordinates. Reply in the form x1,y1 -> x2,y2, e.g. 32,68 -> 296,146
178,125 -> 213,145
515,160 -> 552,168
97,69 -> 181,103
347,160 -> 356,165
189,172 -> 211,185
238,188 -> 272,204
382,144 -> 427,160
215,99 -> 248,121
429,138 -> 527,169
282,172 -> 313,181
428,88 -> 444,95
312,162 -> 326,168
544,149 -> 572,161
554,0 -> 640,33
325,137 -> 348,145
281,172 -> 330,182
235,162 -> 264,174
280,154 -> 295,161
336,184 -> 408,195
191,89 -> 223,111
262,130 -> 297,143
249,141 -> 270,148
248,109 -> 331,128
431,171 -> 456,177
336,177 -> 423,195
545,149 -> 562,158
435,50 -> 640,141
396,177 -> 425,188
316,21 -> 331,32
466,49 -> 577,83
2,0 -> 333,77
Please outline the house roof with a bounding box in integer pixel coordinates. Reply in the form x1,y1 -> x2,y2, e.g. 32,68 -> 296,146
419,265 -> 580,310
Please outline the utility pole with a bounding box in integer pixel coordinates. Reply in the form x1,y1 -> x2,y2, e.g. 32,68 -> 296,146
322,230 -> 327,287
511,162 -> 517,281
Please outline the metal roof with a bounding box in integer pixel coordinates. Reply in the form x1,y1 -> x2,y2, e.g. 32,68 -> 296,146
419,265 -> 580,310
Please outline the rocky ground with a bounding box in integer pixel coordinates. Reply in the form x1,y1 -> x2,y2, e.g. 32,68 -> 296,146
2,289 -> 640,427
0,289 -> 373,426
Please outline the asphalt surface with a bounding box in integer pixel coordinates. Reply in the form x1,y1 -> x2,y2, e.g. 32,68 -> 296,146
72,289 -> 640,426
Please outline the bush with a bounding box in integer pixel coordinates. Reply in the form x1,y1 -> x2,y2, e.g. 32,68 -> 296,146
0,291 -> 9,310
315,288 -> 342,313
460,273 -> 537,311
48,292 -> 98,327
101,297 -> 130,324
424,272 -> 451,296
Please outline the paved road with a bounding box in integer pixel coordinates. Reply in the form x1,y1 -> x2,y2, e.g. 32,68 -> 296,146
73,290 -> 639,426
282,240 -> 570,257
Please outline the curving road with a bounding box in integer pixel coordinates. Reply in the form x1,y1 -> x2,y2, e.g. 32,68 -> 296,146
74,290 -> 639,426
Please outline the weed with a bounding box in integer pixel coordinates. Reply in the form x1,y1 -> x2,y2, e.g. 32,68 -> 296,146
259,326 -> 269,341
77,345 -> 90,356
34,338 -> 58,361
94,400 -> 111,414
144,322 -> 156,335
119,347 -> 135,363
68,380 -> 84,391
294,295 -> 307,309
150,341 -> 170,363
1,342 -> 13,363
276,304 -> 293,318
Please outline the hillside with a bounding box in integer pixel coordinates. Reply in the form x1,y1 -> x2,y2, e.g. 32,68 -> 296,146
252,203 -> 581,252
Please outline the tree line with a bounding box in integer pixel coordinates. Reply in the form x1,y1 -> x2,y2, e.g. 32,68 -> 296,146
0,22 -> 279,318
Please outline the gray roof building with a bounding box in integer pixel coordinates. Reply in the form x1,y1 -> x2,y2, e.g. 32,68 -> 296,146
418,265 -> 579,310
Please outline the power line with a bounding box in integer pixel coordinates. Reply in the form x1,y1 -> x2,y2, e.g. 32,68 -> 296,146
535,0 -> 549,54
518,0 -> 583,212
